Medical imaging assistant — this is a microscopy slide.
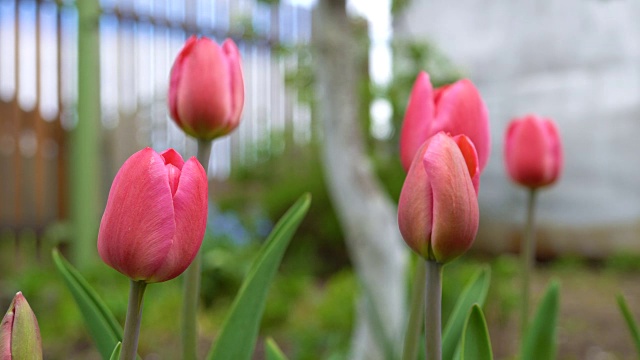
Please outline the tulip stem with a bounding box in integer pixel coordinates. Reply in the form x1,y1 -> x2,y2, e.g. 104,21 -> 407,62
425,260 -> 443,360
121,280 -> 147,360
181,139 -> 212,360
520,188 -> 538,339
403,259 -> 427,360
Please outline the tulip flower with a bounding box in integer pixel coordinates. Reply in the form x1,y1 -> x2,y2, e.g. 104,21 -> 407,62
0,292 -> 42,360
168,35 -> 244,140
98,147 -> 208,283
398,132 -> 480,263
504,115 -> 562,335
400,71 -> 490,174
504,115 -> 563,189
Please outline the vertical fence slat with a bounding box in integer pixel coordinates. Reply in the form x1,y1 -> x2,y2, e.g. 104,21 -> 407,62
12,0 -> 23,228
0,0 -> 311,256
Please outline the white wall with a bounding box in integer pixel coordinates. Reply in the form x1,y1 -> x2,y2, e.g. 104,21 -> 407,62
395,0 -> 640,256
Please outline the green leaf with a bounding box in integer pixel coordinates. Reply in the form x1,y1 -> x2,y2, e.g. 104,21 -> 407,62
460,304 -> 493,360
108,342 -> 122,360
207,194 -> 311,360
442,266 -> 491,360
265,337 -> 289,360
521,281 -> 560,360
617,293 -> 640,356
52,248 -> 123,360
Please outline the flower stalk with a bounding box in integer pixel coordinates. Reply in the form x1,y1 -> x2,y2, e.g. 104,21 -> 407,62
403,259 -> 427,360
425,260 -> 443,360
181,139 -> 212,360
121,280 -> 147,360
520,188 -> 538,337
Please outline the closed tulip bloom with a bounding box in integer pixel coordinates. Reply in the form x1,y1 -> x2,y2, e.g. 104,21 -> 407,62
0,292 -> 42,360
504,115 -> 563,189
400,71 -> 490,174
169,35 -> 244,140
398,132 -> 480,263
98,148 -> 208,283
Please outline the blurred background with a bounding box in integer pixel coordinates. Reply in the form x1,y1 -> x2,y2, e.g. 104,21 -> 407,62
0,0 -> 640,359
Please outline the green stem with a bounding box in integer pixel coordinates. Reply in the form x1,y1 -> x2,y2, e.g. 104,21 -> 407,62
121,280 -> 147,360
403,259 -> 427,360
520,188 -> 538,338
425,260 -> 443,360
181,139 -> 212,360
73,0 -> 101,268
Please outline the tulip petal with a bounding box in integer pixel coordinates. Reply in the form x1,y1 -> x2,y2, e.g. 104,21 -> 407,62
520,119 -> 549,182
400,71 -> 435,171
98,148 -> 176,281
398,140 -> 434,259
161,148 -> 185,169
168,35 -> 197,126
431,79 -> 491,172
222,39 -> 245,133
0,298 -> 14,359
424,134 -> 479,263
165,164 -> 181,197
149,157 -> 208,282
176,37 -> 232,139
452,134 -> 480,195
504,116 -> 562,188
544,119 -> 563,183
162,149 -> 185,197
11,293 -> 42,360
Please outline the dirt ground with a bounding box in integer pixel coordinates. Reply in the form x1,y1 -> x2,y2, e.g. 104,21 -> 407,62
487,264 -> 640,360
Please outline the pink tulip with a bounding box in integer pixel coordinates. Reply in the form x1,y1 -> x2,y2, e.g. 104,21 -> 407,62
504,115 -> 563,189
398,132 -> 480,263
400,71 -> 490,174
0,292 -> 42,360
169,35 -> 244,140
98,148 -> 208,283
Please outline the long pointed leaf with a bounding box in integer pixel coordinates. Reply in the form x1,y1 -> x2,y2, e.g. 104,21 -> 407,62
617,293 -> 640,356
108,342 -> 122,360
52,248 -> 123,359
521,281 -> 560,360
460,304 -> 493,360
265,337 -> 289,360
207,194 -> 311,360
442,266 -> 491,360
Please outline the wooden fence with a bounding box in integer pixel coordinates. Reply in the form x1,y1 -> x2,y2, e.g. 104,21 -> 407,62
0,0 -> 311,236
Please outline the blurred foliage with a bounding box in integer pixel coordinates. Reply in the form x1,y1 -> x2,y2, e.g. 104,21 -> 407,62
257,0 -> 280,6
3,228 -> 638,359
384,39 -> 463,142
214,132 -> 349,278
391,0 -> 411,15
372,39 -> 462,201
279,44 -> 316,108
606,253 -> 640,273
272,12 -> 464,206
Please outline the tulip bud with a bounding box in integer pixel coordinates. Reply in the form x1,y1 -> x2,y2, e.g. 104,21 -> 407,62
169,35 -> 244,140
398,132 -> 480,263
98,148 -> 208,283
504,115 -> 563,189
0,292 -> 43,360
400,71 -> 490,174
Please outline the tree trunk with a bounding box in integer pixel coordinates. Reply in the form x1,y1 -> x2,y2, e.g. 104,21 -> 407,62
311,1 -> 408,359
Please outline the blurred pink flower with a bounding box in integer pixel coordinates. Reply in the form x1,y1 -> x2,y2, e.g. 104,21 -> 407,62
169,36 -> 244,140
98,148 -> 208,283
398,132 -> 480,263
400,71 -> 490,174
504,115 -> 563,189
